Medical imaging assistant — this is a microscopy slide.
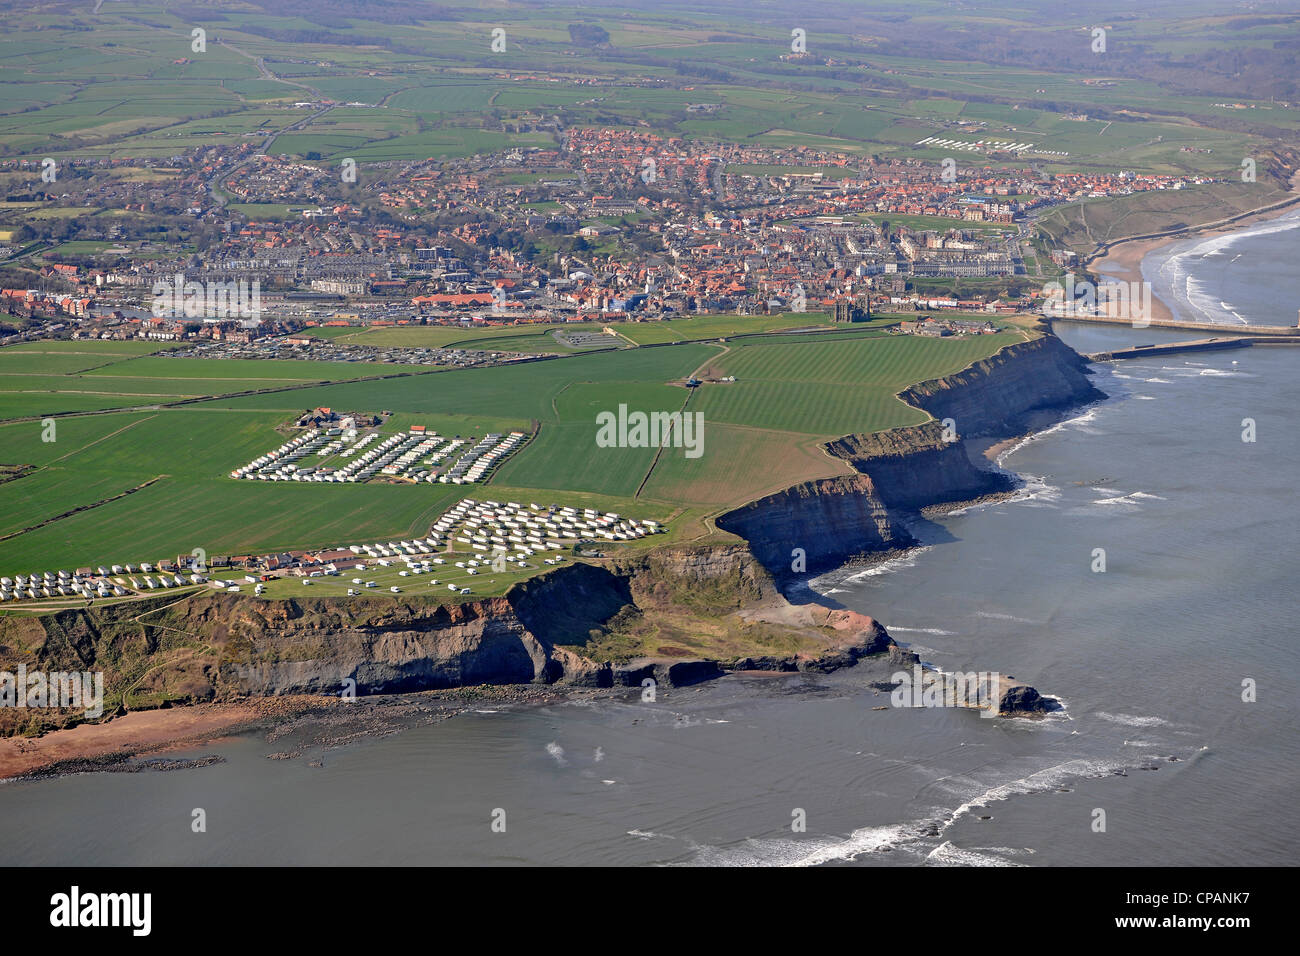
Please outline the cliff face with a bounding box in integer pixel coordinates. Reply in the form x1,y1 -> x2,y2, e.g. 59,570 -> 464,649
720,332 -> 1102,581
1,548 -> 912,727
824,420 -> 1012,512
210,562 -> 642,696
899,333 -> 1104,437
220,596 -> 544,696
716,475 -> 910,577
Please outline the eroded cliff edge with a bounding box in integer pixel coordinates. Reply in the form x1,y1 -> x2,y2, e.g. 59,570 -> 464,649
718,333 -> 1103,581
0,546 -> 917,739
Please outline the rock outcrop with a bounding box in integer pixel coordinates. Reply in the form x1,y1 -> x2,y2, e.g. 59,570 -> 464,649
998,682 -> 1063,716
720,332 -> 1102,583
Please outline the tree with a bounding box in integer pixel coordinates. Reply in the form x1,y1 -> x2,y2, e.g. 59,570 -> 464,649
568,24 -> 610,47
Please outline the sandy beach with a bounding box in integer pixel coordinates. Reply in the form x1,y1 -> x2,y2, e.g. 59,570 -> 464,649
1089,176 -> 1300,323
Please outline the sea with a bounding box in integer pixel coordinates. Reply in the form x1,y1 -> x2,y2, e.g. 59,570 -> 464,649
1142,205 -> 1300,327
2,224 -> 1297,867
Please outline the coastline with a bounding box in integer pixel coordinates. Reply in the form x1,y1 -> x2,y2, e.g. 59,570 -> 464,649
1089,176 -> 1300,323
0,333 -> 1101,778
0,699 -> 274,781
0,683 -> 608,782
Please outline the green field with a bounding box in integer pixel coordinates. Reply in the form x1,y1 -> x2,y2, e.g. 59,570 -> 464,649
0,1 -> 1288,179
0,342 -> 406,420
0,325 -> 1026,574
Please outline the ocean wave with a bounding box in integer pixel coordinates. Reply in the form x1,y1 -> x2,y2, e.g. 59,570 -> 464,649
888,626 -> 956,636
1093,491 -> 1166,506
843,547 -> 932,581
627,828 -> 669,840
925,841 -> 1025,867
974,610 -> 1037,624
943,756 -> 1135,829
1006,476 -> 1061,508
1094,711 -> 1174,728
1147,210 -> 1300,325
691,822 -> 925,868
681,748 -> 1165,867
993,434 -> 1037,465
1220,304 -> 1250,325
993,405 -> 1105,471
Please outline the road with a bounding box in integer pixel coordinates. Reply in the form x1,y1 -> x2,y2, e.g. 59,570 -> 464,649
206,41 -> 332,208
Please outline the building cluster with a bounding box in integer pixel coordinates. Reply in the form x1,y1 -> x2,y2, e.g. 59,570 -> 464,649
896,316 -> 1001,336
230,421 -> 528,485
433,498 -> 662,556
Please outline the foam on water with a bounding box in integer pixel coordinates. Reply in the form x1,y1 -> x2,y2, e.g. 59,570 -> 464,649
682,821 -> 926,868
683,749 -> 1160,867
1092,491 -> 1165,507
841,547 -> 933,582
627,828 -> 668,840
925,841 -> 1024,866
1094,711 -> 1175,728
974,610 -> 1038,624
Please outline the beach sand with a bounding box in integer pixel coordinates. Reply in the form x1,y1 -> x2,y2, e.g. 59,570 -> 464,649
1091,237 -> 1178,322
1089,175 -> 1300,324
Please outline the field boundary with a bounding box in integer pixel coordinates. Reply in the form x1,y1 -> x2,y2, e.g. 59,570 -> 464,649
0,475 -> 166,544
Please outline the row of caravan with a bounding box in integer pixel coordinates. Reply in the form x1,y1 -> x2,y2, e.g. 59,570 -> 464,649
1,569 -> 206,603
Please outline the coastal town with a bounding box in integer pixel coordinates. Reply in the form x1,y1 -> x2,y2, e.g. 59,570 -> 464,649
0,124 -> 1222,346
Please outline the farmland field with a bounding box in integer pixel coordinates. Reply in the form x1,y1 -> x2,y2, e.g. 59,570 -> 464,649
0,0 -> 1285,187
0,342 -> 406,419
0,325 -> 1024,573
